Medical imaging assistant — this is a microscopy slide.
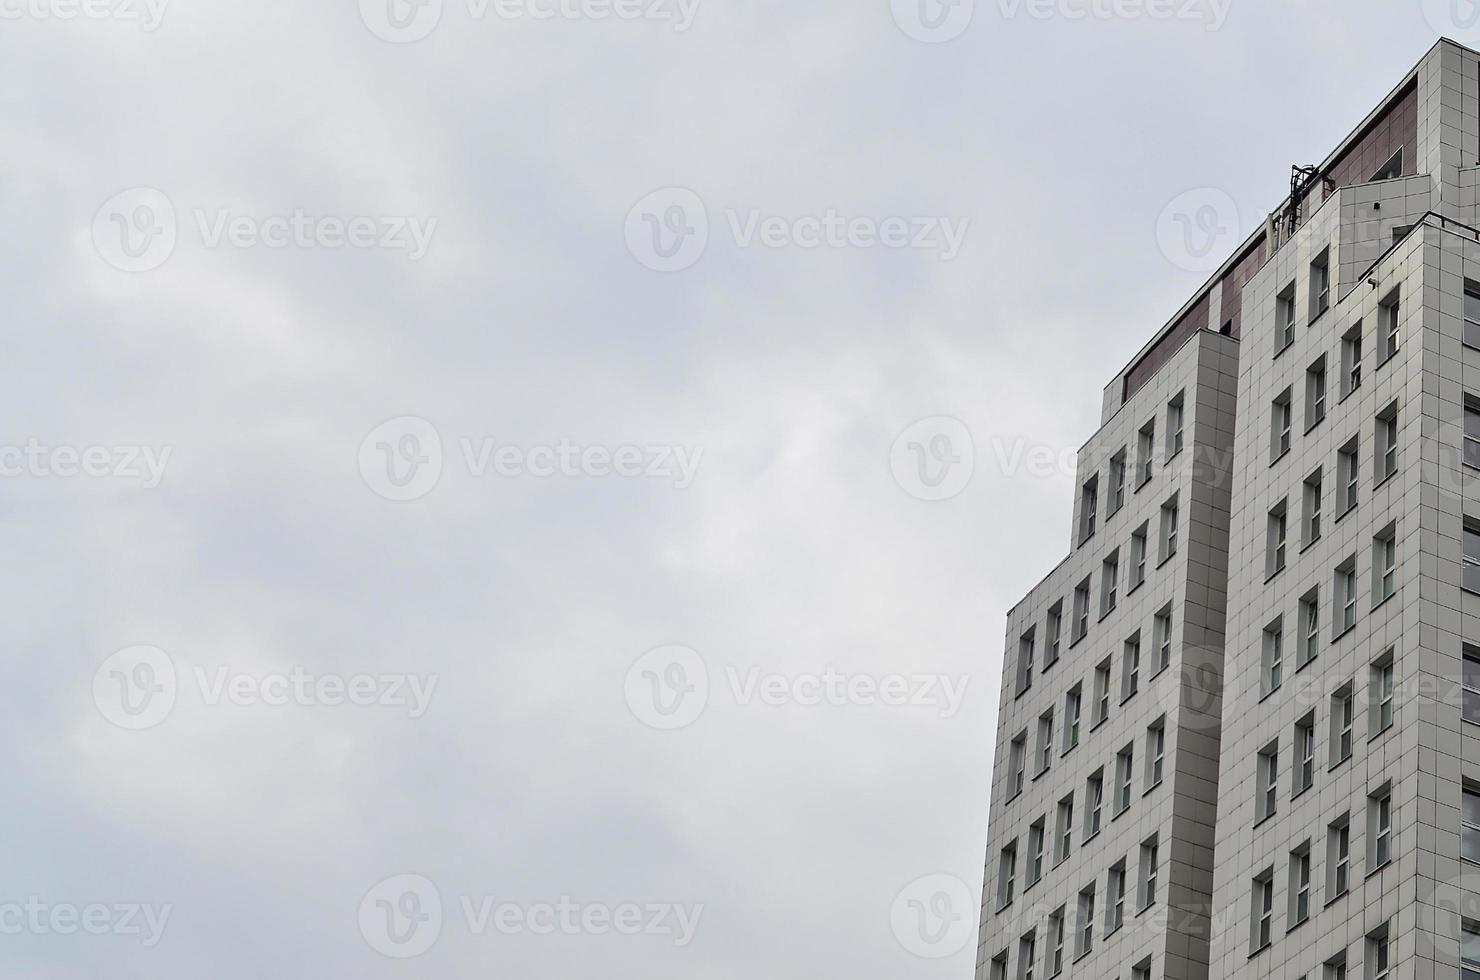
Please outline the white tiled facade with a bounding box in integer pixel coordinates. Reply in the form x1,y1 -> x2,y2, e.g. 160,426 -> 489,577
977,38 -> 1480,980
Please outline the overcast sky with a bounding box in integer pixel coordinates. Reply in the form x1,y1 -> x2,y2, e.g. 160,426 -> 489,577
0,1 -> 1469,976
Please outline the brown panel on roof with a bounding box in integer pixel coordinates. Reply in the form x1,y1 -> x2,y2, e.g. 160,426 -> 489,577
1218,234 -> 1267,340
1122,289 -> 1209,401
1321,82 -> 1418,191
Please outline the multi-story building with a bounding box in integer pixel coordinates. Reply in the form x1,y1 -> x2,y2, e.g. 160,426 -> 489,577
977,38 -> 1480,980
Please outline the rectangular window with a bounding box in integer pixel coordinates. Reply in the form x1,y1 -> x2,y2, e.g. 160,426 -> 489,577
1465,283 -> 1480,349
1072,579 -> 1090,642
1132,960 -> 1152,980
1056,795 -> 1074,862
1465,647 -> 1480,726
1016,630 -> 1035,695
1009,732 -> 1027,798
1137,421 -> 1155,487
1085,772 -> 1103,839
1167,393 -> 1185,456
1339,439 -> 1359,515
1037,710 -> 1054,775
1262,618 -> 1284,695
1375,402 -> 1398,483
1256,742 -> 1278,822
1121,634 -> 1140,702
1018,932 -> 1036,980
990,952 -> 1007,980
1463,919 -> 1480,980
1093,659 -> 1111,727
1153,606 -> 1172,674
1367,925 -> 1391,980
1335,557 -> 1357,635
1250,871 -> 1274,952
1106,861 -> 1126,934
1370,652 -> 1394,734
1079,476 -> 1098,544
1139,836 -> 1159,909
1372,524 -> 1396,605
1327,957 -> 1349,980
1289,844 -> 1311,925
1369,786 -> 1392,870
1048,909 -> 1066,978
1294,713 -> 1315,795
1130,524 -> 1148,590
1342,322 -> 1363,397
1100,552 -> 1119,617
1115,745 -> 1134,815
1044,603 -> 1062,667
1299,589 -> 1319,667
1463,786 -> 1480,864
1466,400 -> 1480,469
1075,888 -> 1094,957
1277,282 -> 1297,351
1064,686 -> 1082,751
1159,494 -> 1179,562
1464,521 -> 1480,594
1304,469 -> 1323,545
1267,501 -> 1288,578
1310,249 -> 1330,319
1331,683 -> 1354,765
1272,389 -> 1293,460
1028,820 -> 1045,886
1379,288 -> 1400,362
1307,355 -> 1327,429
1145,718 -> 1165,788
997,844 -> 1016,909
1109,450 -> 1126,514
1328,816 -> 1351,899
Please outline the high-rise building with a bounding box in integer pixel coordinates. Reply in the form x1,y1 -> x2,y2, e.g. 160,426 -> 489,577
976,38 -> 1480,980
